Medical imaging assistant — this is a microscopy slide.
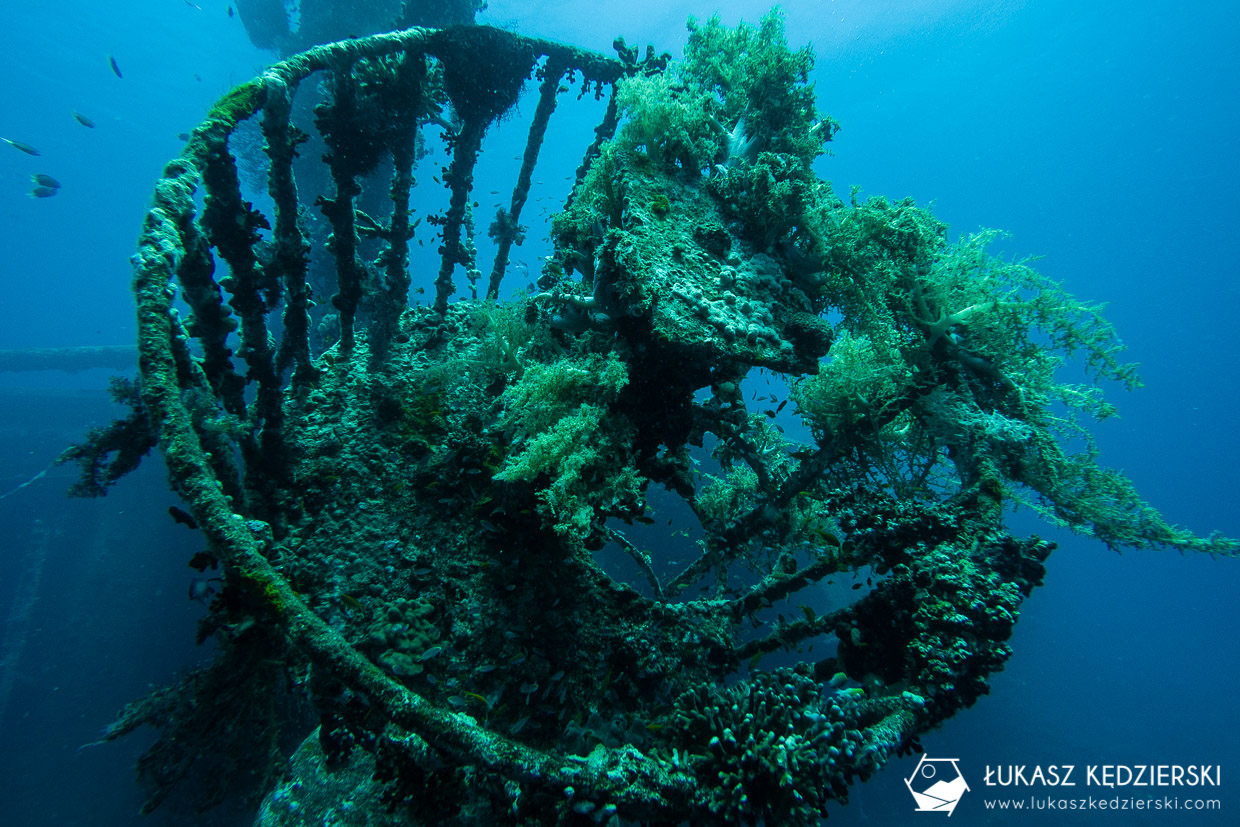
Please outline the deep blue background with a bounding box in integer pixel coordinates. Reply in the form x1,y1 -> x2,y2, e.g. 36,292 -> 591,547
0,1 -> 1236,823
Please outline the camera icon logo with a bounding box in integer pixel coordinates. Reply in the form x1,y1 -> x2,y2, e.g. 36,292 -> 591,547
905,755 -> 969,815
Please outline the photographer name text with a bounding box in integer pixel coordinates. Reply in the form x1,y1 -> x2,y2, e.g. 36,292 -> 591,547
983,765 -> 1220,788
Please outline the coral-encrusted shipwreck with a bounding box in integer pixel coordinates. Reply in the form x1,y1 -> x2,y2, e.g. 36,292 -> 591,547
71,14 -> 1236,825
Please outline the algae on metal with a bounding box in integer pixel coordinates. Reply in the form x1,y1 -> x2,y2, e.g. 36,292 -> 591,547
67,11 -> 1236,826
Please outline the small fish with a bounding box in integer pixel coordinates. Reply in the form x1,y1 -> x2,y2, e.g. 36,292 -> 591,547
418,645 -> 443,662
29,186 -> 57,198
341,594 -> 362,610
31,174 -> 60,189
177,132 -> 190,141
109,55 -> 123,78
227,5 -> 234,18
819,532 -> 842,549
72,111 -> 96,128
3,137 -> 40,155
169,505 -> 198,529
509,716 -> 529,734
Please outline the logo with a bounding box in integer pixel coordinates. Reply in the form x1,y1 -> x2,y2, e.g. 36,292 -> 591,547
906,756 -> 970,815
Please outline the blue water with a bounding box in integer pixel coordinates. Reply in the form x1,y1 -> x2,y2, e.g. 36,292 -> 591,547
0,1 -> 1236,823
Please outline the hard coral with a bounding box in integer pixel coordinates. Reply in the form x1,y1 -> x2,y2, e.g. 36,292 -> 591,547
670,666 -> 866,826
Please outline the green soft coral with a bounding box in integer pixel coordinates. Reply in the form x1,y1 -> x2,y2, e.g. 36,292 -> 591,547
681,10 -> 833,164
695,466 -> 760,530
711,150 -> 830,252
497,351 -> 628,437
792,330 -> 916,438
495,403 -> 644,541
804,199 -> 1236,555
610,10 -> 833,176
493,351 -> 640,540
553,9 -> 1232,559
1031,455 -> 1239,555
685,11 -> 838,255
614,72 -> 721,173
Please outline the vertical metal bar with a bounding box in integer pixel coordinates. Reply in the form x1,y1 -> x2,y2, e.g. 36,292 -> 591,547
487,59 -> 564,300
433,117 -> 484,315
263,75 -> 317,387
321,59 -> 365,351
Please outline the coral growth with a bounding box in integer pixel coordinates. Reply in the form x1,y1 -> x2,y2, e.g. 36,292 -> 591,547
668,666 -> 872,825
83,14 -> 1238,827
58,376 -> 156,497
